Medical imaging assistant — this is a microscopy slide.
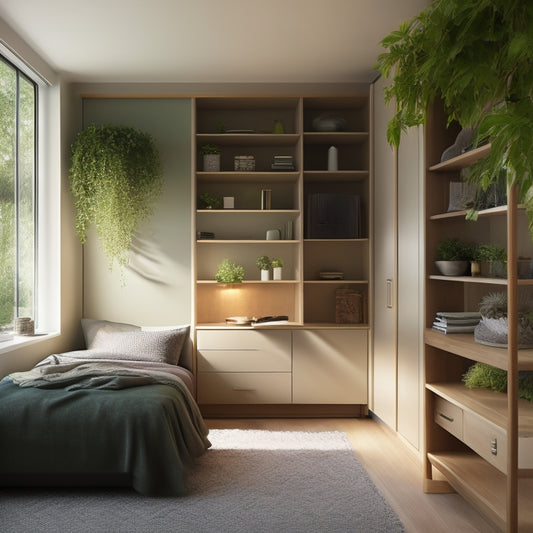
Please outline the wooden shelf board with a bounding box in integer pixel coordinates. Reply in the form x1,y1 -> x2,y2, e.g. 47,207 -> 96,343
304,238 -> 369,243
196,239 -> 300,244
196,133 -> 299,146
424,328 -> 533,371
197,209 -> 300,214
304,280 -> 368,285
303,131 -> 369,144
429,144 -> 491,172
303,170 -> 368,182
197,171 -> 300,182
196,280 -> 300,284
430,204 -> 510,220
195,322 -> 369,330
426,382 -> 533,435
429,274 -> 507,285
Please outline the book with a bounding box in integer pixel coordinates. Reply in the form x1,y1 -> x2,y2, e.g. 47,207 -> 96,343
432,322 -> 477,333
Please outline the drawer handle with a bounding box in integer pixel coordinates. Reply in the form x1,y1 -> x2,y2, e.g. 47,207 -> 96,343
438,412 -> 454,423
233,387 -> 256,392
491,438 -> 498,456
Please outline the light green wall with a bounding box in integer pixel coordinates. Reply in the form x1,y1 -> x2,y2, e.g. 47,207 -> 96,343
82,98 -> 192,327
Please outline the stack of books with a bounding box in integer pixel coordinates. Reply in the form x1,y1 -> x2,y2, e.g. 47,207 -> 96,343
432,311 -> 481,334
271,155 -> 295,170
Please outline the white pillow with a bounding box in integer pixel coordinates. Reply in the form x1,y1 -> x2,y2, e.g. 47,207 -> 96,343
90,326 -> 190,365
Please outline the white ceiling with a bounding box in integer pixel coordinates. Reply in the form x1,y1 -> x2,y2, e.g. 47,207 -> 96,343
0,0 -> 430,84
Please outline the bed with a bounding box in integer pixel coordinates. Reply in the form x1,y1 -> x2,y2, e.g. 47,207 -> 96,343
0,319 -> 211,496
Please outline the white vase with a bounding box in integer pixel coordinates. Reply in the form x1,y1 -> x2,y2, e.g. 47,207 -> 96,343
261,269 -> 270,281
203,154 -> 220,172
273,267 -> 282,280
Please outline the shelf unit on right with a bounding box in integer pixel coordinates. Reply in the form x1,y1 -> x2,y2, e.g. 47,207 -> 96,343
423,101 -> 533,532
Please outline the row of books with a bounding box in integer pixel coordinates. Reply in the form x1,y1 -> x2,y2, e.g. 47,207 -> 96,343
271,155 -> 295,170
431,311 -> 481,334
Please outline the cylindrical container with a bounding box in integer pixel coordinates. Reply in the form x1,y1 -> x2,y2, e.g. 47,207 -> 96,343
15,317 -> 34,335
261,189 -> 272,210
328,145 -> 338,171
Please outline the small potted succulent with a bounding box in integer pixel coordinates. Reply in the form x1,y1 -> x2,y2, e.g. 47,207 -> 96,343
215,258 -> 244,284
200,144 -> 222,172
256,255 -> 272,281
271,258 -> 283,280
435,238 -> 475,276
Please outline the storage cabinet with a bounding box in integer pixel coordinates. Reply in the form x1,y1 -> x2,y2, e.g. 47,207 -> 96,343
423,100 -> 533,532
193,93 -> 371,413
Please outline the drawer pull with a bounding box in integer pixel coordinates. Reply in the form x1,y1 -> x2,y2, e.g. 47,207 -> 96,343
491,438 -> 498,456
438,412 -> 454,423
233,387 -> 256,392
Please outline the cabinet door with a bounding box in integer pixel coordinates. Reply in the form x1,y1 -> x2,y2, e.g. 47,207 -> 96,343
292,329 -> 367,404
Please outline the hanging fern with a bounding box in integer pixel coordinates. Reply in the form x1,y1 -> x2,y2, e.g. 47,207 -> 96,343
375,0 -> 533,240
69,124 -> 162,273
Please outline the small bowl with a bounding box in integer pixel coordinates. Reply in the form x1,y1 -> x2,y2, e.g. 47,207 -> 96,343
435,260 -> 469,276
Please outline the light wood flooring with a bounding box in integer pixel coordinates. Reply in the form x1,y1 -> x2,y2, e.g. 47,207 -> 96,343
205,417 -> 501,533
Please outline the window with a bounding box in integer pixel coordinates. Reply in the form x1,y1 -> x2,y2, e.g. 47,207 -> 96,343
0,55 -> 37,332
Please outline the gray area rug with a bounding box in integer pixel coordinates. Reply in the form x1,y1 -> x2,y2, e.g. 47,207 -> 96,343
0,429 -> 405,533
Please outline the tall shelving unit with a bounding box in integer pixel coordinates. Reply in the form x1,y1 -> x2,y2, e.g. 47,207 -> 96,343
423,101 -> 533,532
192,93 -> 371,415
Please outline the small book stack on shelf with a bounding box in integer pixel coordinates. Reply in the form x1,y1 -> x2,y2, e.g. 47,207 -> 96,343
271,155 -> 295,170
432,311 -> 481,334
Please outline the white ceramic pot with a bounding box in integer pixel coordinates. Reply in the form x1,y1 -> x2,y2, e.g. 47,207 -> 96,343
261,269 -> 270,281
273,267 -> 282,280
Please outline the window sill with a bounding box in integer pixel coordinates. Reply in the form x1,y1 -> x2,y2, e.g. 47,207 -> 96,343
0,332 -> 59,355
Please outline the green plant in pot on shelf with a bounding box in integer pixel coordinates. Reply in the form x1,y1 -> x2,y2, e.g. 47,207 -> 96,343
256,255 -> 272,281
435,238 -> 474,276
473,243 -> 507,278
271,258 -> 283,280
69,123 -> 162,276
200,144 -> 221,172
215,258 -> 244,284
375,0 -> 533,242
198,192 -> 222,209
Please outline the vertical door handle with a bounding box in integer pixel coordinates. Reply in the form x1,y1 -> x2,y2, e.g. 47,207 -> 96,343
386,279 -> 393,309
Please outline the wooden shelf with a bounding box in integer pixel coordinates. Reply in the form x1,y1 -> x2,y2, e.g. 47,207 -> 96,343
430,204 -> 511,221
429,274 -> 507,285
425,328 -> 533,371
197,171 -> 299,183
196,239 -> 299,244
303,131 -> 369,144
428,451 -> 533,532
429,144 -> 492,172
304,279 -> 368,284
303,170 -> 368,182
196,133 -> 299,146
197,279 -> 299,284
197,209 -> 299,214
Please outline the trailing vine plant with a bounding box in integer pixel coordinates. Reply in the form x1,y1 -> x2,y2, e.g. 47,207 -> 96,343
69,124 -> 163,274
375,0 -> 533,239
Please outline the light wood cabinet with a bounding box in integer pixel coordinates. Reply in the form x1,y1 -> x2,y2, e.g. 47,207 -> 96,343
193,94 -> 371,412
423,100 -> 533,532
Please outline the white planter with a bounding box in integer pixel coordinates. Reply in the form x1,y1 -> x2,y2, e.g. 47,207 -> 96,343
261,269 -> 270,281
203,153 -> 220,172
273,267 -> 282,280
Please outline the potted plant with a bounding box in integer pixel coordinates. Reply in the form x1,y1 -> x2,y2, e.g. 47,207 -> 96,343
200,144 -> 221,172
69,123 -> 162,275
474,243 -> 507,278
215,258 -> 244,284
435,238 -> 474,276
256,255 -> 272,281
198,192 -> 222,209
271,258 -> 283,280
375,0 -> 533,241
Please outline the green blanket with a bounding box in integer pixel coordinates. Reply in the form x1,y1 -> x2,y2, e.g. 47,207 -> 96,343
0,361 -> 210,496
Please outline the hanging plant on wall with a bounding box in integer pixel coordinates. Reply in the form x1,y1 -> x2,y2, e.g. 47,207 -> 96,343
69,123 -> 163,273
375,0 -> 533,239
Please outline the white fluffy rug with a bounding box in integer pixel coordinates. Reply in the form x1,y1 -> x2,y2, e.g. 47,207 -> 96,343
0,429 -> 405,533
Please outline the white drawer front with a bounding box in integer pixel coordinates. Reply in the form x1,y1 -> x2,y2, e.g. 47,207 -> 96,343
434,396 -> 463,440
463,411 -> 507,473
197,330 -> 291,372
198,372 -> 292,404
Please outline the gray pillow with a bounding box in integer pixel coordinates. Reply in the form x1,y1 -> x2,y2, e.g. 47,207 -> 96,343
81,318 -> 140,349
90,326 -> 190,365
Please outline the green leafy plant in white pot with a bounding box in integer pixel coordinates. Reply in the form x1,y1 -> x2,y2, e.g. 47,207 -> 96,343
256,255 -> 272,281
69,123 -> 162,275
271,258 -> 283,280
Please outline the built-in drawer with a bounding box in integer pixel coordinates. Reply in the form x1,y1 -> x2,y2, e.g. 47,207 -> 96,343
197,372 -> 292,404
463,411 -> 507,473
197,329 -> 291,372
434,395 -> 463,440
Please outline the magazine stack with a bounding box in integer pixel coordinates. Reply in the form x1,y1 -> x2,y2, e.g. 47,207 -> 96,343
432,311 -> 481,334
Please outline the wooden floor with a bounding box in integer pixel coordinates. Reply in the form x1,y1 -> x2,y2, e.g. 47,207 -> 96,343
205,417 -> 501,533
